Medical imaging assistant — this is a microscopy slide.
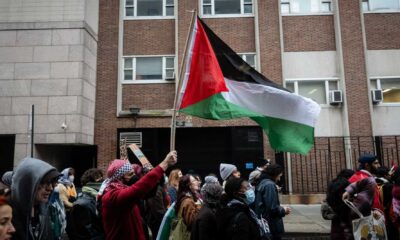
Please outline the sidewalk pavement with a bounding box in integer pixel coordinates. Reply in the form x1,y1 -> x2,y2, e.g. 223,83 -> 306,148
283,204 -> 331,234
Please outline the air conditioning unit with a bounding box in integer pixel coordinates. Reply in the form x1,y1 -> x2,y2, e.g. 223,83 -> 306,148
371,89 -> 383,104
329,90 -> 343,104
165,71 -> 175,81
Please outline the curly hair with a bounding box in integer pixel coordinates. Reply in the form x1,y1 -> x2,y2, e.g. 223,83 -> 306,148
80,168 -> 103,186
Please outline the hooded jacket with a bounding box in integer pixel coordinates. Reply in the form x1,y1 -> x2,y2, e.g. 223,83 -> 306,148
11,157 -> 58,240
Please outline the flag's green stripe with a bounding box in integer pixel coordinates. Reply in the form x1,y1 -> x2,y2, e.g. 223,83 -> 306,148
251,116 -> 314,154
180,93 -> 314,154
179,93 -> 259,119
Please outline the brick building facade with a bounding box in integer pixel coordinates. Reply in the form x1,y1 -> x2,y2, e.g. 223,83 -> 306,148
95,0 -> 400,193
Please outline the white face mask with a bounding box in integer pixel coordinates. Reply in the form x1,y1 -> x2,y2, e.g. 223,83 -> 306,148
69,175 -> 75,182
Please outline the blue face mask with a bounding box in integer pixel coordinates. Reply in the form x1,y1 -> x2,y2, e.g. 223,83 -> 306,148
243,189 -> 255,205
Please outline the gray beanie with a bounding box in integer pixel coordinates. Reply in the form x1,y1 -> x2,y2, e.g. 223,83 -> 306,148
204,175 -> 219,184
220,163 -> 237,181
201,182 -> 223,205
248,169 -> 261,185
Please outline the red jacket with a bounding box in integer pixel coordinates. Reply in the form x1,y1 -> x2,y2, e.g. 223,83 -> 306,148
102,166 -> 164,240
349,170 -> 384,212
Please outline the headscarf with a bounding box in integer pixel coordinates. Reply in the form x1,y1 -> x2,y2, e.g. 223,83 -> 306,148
58,168 -> 73,186
100,159 -> 132,194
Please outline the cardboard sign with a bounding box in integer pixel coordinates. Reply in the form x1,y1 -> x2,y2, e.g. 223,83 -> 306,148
128,144 -> 153,169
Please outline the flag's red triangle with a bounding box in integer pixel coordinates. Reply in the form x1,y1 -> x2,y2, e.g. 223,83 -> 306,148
179,18 -> 228,109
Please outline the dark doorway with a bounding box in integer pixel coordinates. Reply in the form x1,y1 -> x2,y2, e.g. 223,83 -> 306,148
0,135 -> 15,175
118,126 -> 264,180
36,144 -> 97,187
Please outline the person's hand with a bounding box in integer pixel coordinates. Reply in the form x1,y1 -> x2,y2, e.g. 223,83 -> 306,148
159,151 -> 177,171
373,210 -> 383,220
342,191 -> 350,201
284,206 -> 291,215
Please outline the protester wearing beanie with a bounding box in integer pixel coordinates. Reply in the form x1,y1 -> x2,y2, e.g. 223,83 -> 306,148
191,181 -> 223,240
100,151 -> 177,240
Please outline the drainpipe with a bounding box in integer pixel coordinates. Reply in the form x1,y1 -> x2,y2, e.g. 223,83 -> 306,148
277,1 -> 293,194
333,0 -> 352,168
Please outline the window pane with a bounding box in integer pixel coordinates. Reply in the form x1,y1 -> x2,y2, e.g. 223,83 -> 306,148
370,79 -> 377,90
204,0 -> 211,3
362,2 -> 370,11
166,70 -> 175,79
166,0 -> 174,4
124,58 -> 133,68
203,6 -> 212,15
281,3 -> 290,13
328,81 -> 337,90
136,57 -> 162,80
286,82 -> 294,92
166,57 -> 174,68
137,0 -> 162,16
298,81 -> 326,104
124,70 -> 133,80
166,6 -> 174,16
126,0 -> 133,5
215,0 -> 241,14
244,4 -> 253,14
244,55 -> 255,67
370,0 -> 399,10
321,2 -> 331,12
381,79 -> 400,103
244,0 -> 252,3
126,7 -> 134,16
291,0 -> 321,13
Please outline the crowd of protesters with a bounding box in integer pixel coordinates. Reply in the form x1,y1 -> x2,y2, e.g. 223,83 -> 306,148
15,152 -> 400,239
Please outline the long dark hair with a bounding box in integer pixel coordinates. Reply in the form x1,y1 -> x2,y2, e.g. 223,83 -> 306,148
175,174 -> 198,213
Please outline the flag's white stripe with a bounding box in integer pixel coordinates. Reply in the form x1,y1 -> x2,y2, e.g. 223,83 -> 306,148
222,78 -> 321,127
176,18 -> 198,110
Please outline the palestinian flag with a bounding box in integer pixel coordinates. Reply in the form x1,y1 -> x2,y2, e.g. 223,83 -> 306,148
176,17 -> 321,154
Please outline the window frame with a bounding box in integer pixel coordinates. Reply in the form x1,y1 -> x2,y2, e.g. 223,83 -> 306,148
280,0 -> 333,16
200,0 -> 255,18
285,78 -> 340,107
362,0 -> 400,13
124,0 -> 175,19
370,77 -> 400,106
239,53 -> 257,70
122,55 -> 176,84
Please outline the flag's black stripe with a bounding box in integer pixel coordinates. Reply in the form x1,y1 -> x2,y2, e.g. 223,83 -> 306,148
199,18 -> 288,92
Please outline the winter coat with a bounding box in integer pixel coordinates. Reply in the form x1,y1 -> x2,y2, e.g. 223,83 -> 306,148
167,186 -> 178,203
345,177 -> 376,217
101,166 -> 164,240
11,157 -> 57,240
176,195 -> 201,230
255,178 -> 285,238
349,170 -> 383,211
191,204 -> 218,240
145,185 -> 169,237
69,185 -> 104,240
216,199 -> 261,240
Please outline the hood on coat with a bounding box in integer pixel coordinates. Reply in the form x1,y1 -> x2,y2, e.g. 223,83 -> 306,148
11,157 -> 58,238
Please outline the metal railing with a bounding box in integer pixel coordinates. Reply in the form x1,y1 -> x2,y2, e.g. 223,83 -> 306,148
282,136 -> 400,194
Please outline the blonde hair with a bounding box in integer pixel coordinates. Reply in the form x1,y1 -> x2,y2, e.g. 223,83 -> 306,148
168,169 -> 181,189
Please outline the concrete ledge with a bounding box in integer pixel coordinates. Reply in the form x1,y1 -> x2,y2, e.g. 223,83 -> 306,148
280,194 -> 325,204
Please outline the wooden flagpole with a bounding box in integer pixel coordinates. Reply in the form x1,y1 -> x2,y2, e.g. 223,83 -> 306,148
170,10 -> 197,151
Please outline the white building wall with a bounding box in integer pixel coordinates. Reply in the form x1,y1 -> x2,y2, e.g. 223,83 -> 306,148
283,51 -> 344,137
367,50 -> 400,136
0,0 -> 98,163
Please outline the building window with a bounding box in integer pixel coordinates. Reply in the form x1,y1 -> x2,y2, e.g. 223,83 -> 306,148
123,56 -> 175,83
285,79 -> 339,104
125,0 -> 174,17
240,53 -> 256,69
280,0 -> 332,14
363,0 -> 400,11
202,0 -> 253,16
371,78 -> 400,103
